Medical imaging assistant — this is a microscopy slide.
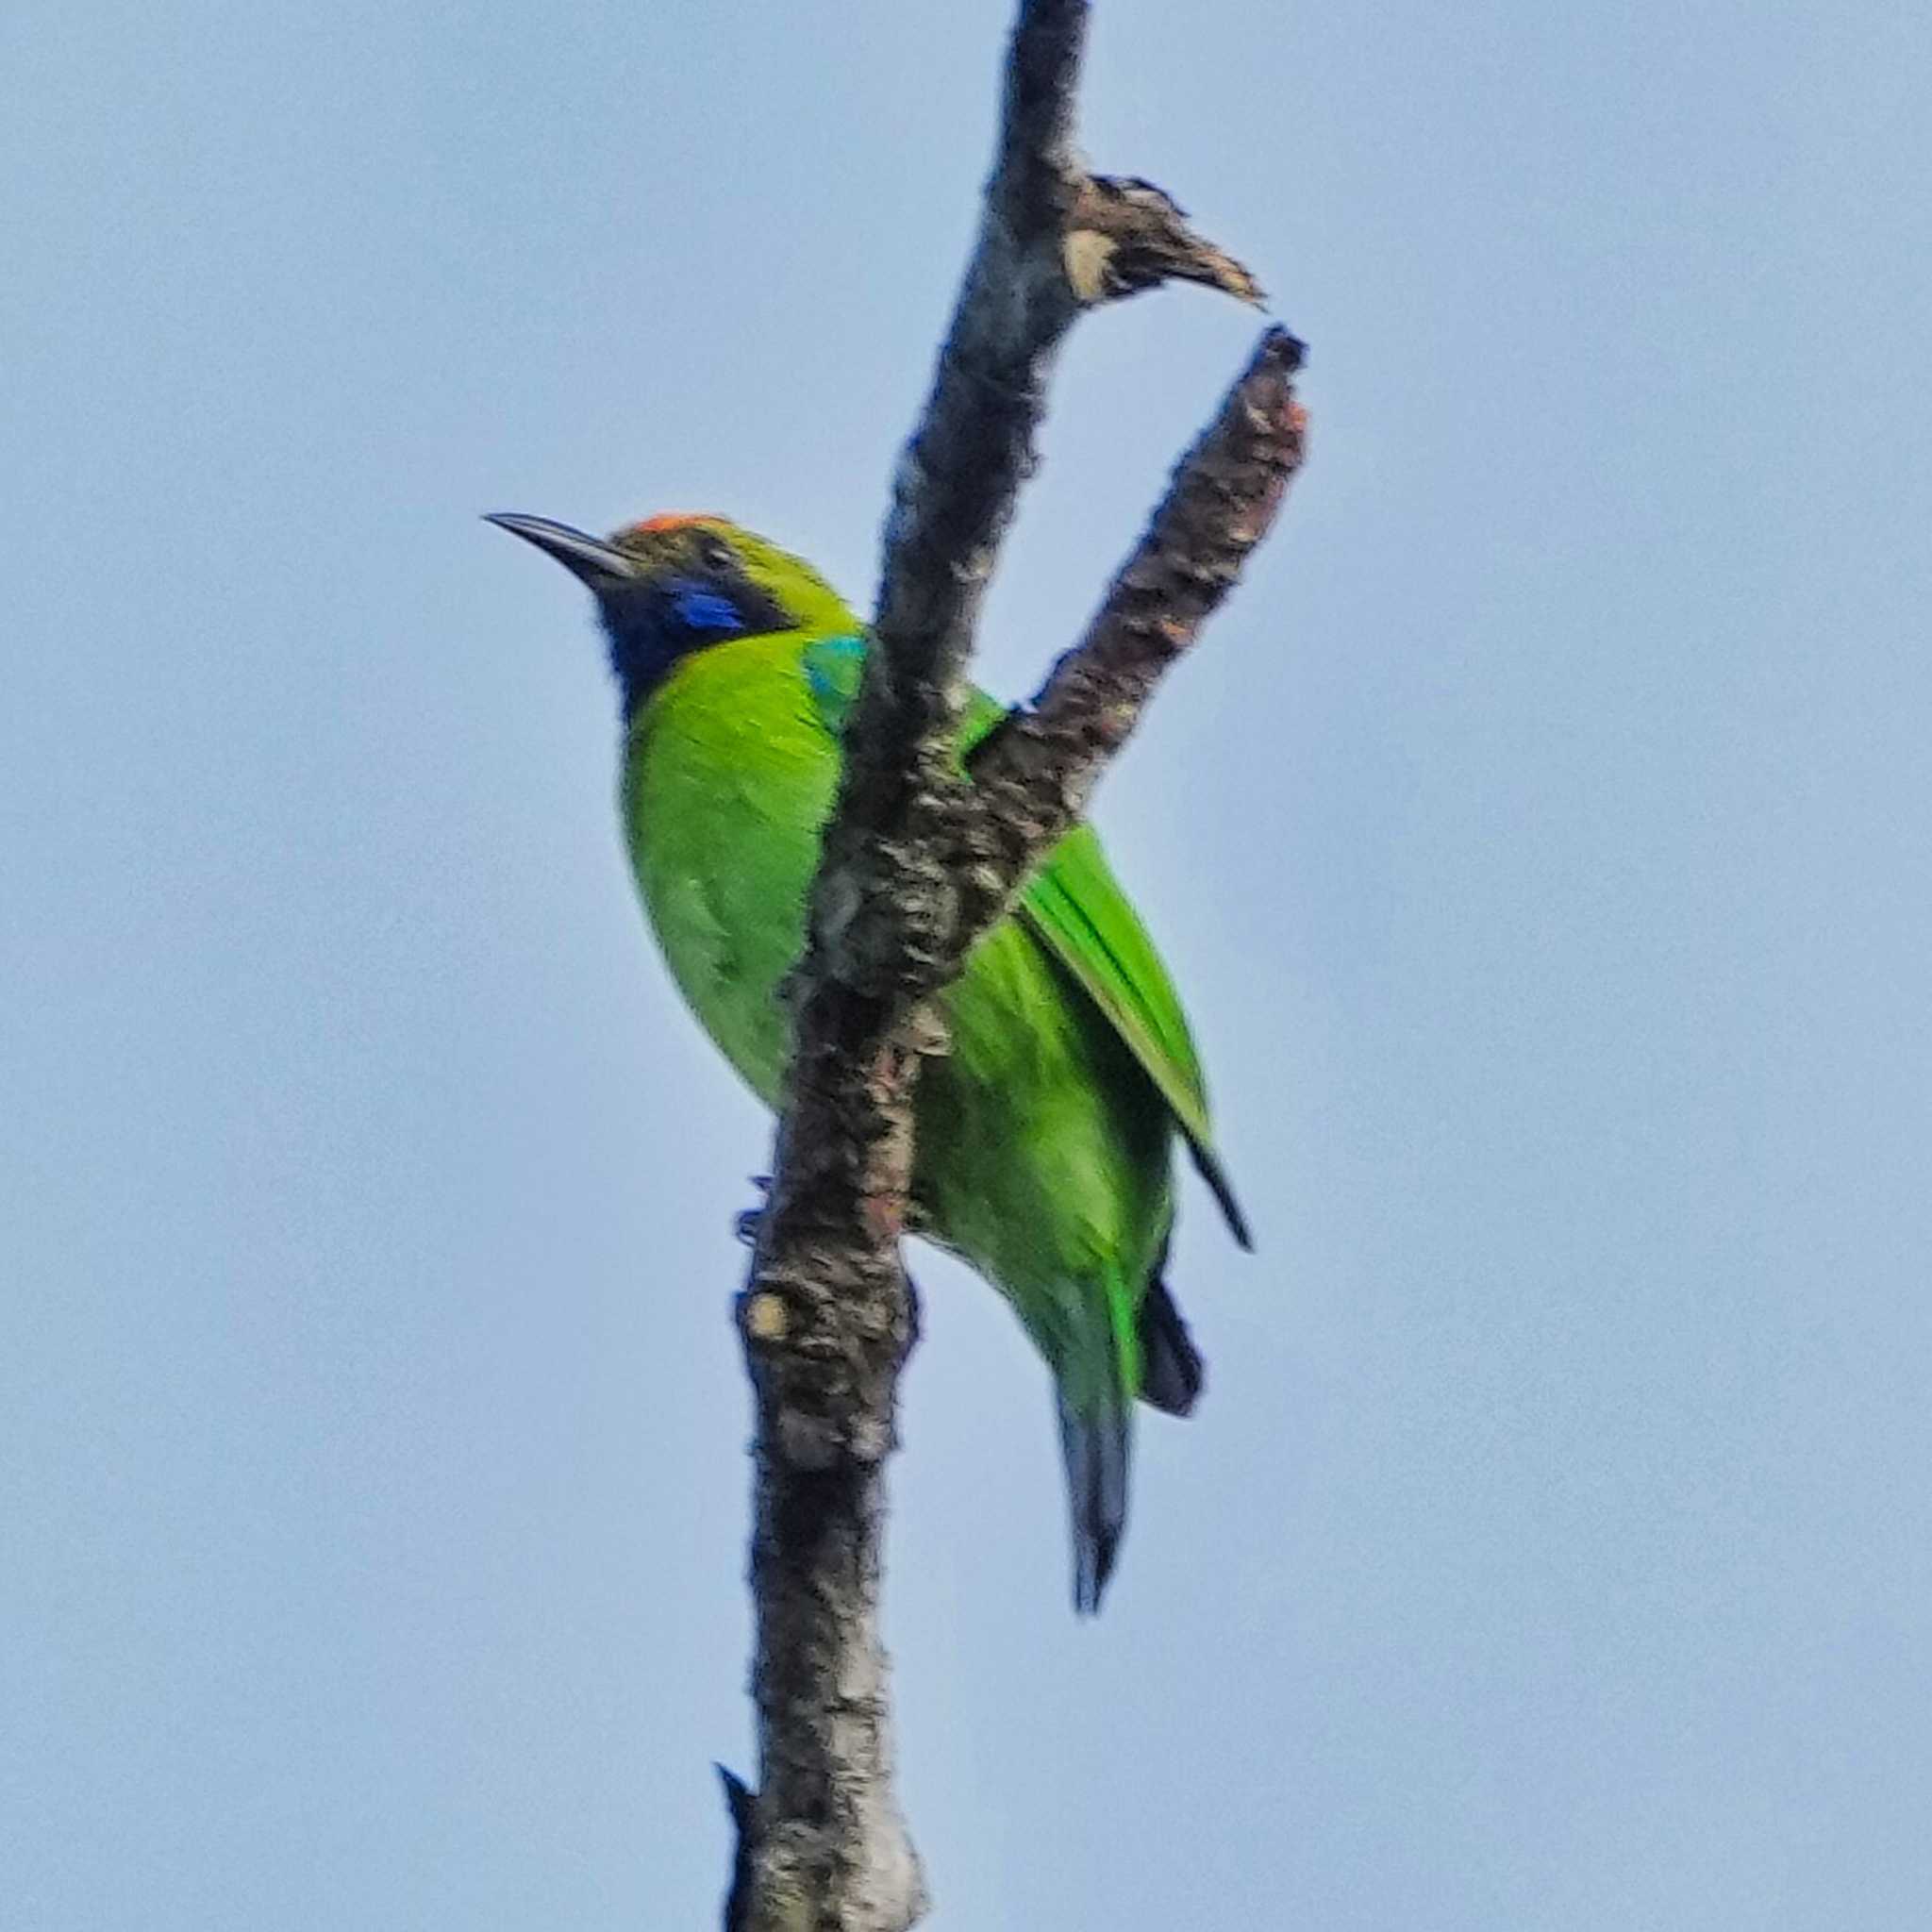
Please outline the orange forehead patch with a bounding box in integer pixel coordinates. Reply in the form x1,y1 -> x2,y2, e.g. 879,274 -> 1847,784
625,511 -> 723,536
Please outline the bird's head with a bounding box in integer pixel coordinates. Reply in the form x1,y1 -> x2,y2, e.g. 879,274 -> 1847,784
486,510 -> 851,714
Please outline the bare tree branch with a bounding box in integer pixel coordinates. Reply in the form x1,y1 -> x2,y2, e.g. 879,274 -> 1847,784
725,6 -> 1289,1928
955,327 -> 1307,924
1064,175 -> 1267,308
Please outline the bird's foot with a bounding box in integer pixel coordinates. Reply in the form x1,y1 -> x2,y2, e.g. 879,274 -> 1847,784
733,1174 -> 774,1248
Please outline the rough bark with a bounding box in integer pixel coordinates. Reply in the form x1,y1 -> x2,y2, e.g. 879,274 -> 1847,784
954,327 -> 1308,925
724,6 -> 1296,1928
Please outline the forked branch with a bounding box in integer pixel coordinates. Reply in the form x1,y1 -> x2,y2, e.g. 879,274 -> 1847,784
724,6 -> 1298,1929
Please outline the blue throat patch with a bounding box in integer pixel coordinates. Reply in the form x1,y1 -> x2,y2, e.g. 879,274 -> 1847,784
670,584 -> 746,635
603,567 -> 795,718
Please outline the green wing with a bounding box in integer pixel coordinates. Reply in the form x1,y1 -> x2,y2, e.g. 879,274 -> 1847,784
802,632 -> 1251,1248
1018,821 -> 1251,1247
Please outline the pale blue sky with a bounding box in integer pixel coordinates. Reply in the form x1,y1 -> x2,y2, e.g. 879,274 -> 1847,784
6,3 -> 1929,1926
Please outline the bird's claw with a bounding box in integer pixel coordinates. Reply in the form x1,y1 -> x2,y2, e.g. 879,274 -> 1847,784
734,1174 -> 774,1248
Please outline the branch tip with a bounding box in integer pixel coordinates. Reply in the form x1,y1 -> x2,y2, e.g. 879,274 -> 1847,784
1065,174 -> 1265,308
1260,323 -> 1307,374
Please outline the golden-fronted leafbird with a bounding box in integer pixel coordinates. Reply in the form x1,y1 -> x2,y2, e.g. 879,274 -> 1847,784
489,511 -> 1250,1609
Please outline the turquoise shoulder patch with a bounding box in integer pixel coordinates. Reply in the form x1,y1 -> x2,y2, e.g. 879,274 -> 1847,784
802,631 -> 868,725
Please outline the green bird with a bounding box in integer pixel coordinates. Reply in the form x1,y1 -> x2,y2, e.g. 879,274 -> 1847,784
489,509 -> 1250,1609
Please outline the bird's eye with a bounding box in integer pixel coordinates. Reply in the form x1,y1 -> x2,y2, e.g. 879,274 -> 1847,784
698,536 -> 735,573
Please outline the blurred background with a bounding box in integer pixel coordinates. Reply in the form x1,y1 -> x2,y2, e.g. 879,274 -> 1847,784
5,2 -> 1928,1924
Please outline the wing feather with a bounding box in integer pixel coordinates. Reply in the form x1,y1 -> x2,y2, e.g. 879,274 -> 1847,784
800,630 -> 1250,1247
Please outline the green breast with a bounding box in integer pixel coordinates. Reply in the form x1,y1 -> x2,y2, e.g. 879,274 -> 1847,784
622,633 -> 829,1104
620,629 -> 1174,1357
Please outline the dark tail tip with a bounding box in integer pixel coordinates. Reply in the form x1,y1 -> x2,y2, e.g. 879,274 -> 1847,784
1059,1392 -> 1131,1614
1137,1276 -> 1206,1416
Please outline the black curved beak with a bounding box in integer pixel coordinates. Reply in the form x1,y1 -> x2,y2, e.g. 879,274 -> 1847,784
483,512 -> 638,589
